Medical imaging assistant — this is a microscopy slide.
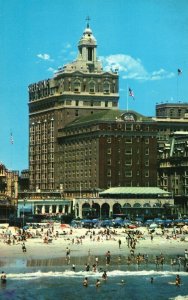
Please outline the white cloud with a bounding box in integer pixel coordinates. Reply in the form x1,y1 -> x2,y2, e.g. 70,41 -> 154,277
65,43 -> 71,49
100,54 -> 175,81
37,53 -> 51,61
47,67 -> 56,73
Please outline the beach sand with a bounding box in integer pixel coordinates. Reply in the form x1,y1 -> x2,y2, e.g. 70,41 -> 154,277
0,224 -> 188,266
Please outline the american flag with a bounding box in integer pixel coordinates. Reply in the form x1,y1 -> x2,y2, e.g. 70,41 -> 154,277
129,88 -> 135,99
10,132 -> 14,144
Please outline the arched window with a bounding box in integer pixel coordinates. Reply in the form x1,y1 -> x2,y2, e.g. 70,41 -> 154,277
73,80 -> 81,92
123,203 -> 132,208
89,81 -> 95,93
133,203 -> 141,208
143,203 -> 151,208
103,81 -> 110,93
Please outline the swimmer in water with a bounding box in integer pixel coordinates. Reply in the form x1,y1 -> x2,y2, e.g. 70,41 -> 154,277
175,274 -> 181,287
83,277 -> 88,287
96,279 -> 101,288
150,277 -> 154,284
102,271 -> 107,280
1,271 -> 6,284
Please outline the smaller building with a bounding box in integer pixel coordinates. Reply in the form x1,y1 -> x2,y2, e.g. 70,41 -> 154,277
19,169 -> 30,191
158,131 -> 188,215
17,190 -> 72,220
156,102 -> 188,119
74,187 -> 174,219
0,163 -> 18,222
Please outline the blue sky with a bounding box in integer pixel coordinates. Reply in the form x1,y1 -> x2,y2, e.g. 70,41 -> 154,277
0,0 -> 188,172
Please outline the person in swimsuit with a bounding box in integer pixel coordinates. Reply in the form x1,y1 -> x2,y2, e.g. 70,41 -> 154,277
83,277 -> 88,287
96,279 -> 101,288
1,271 -> 6,284
102,271 -> 107,280
175,274 -> 181,287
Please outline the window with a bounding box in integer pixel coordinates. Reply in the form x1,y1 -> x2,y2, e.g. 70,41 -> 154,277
126,124 -> 133,131
107,181 -> 111,188
88,47 -> 92,61
107,159 -> 111,165
107,148 -> 111,154
125,170 -> 132,177
107,169 -> 111,177
125,148 -> 132,155
125,158 -> 132,165
107,137 -> 111,143
73,80 -> 81,92
125,137 -> 132,143
103,81 -> 110,93
145,148 -> 149,155
89,81 -> 95,93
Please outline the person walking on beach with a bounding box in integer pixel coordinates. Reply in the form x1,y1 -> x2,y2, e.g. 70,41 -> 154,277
66,247 -> 71,264
118,239 -> 121,249
106,250 -> 111,265
184,249 -> 188,260
95,256 -> 99,266
22,242 -> 27,253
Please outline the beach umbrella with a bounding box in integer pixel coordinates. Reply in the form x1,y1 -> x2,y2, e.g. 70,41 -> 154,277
149,223 -> 158,229
128,224 -> 137,229
60,224 -> 70,229
164,219 -> 173,223
176,222 -> 185,226
155,219 -> 165,224
92,219 -> 99,224
174,219 -> 184,224
144,219 -> 154,225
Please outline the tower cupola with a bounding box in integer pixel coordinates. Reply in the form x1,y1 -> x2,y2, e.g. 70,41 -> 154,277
77,21 -> 97,69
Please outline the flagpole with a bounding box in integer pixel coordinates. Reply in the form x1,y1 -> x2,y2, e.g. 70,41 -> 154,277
126,84 -> 128,112
177,69 -> 182,102
177,73 -> 179,102
10,130 -> 13,170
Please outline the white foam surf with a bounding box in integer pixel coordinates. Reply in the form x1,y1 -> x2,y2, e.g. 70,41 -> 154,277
6,269 -> 188,280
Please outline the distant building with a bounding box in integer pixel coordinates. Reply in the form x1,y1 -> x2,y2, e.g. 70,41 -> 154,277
156,102 -> 188,119
0,163 -> 18,199
0,163 -> 18,222
19,169 -> 30,191
155,103 -> 188,215
158,131 -> 188,215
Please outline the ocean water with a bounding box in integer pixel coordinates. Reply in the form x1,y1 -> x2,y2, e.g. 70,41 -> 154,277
0,261 -> 188,300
